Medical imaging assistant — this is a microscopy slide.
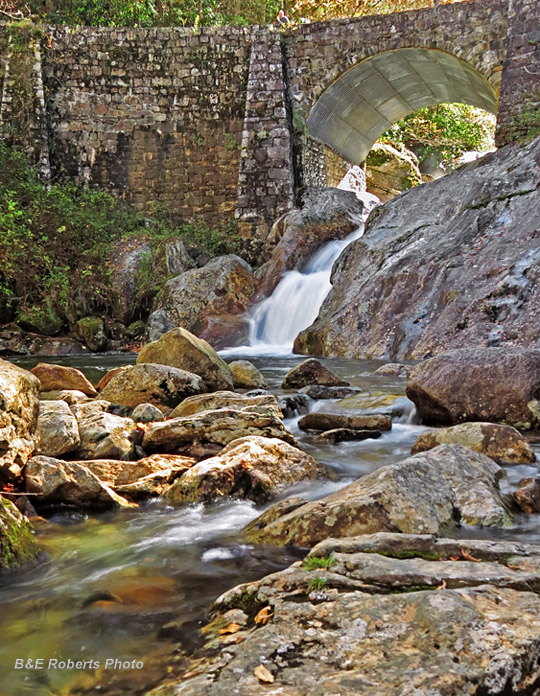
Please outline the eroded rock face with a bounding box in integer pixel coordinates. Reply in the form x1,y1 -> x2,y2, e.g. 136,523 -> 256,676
255,188 -> 365,300
294,139 -> 540,359
30,363 -> 98,396
406,347 -> 540,429
0,496 -> 39,571
36,400 -> 80,457
163,436 -> 326,505
229,360 -> 268,389
147,256 -> 257,349
244,445 -> 511,547
148,533 -> 540,696
24,456 -> 130,509
282,359 -> 349,389
170,391 -> 282,419
143,408 -> 297,459
0,358 -> 40,480
411,422 -> 536,464
99,363 -> 205,409
137,328 -> 233,392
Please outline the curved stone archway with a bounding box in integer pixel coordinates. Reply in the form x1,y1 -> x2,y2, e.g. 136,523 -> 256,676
306,48 -> 498,165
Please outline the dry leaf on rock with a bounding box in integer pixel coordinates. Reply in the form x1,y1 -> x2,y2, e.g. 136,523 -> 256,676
254,605 -> 273,625
254,664 -> 275,683
219,622 -> 242,635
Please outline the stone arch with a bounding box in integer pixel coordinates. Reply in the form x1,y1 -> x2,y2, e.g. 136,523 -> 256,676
306,47 -> 498,165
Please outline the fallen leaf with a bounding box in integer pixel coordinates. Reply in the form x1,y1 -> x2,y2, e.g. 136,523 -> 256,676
219,622 -> 242,635
449,556 -> 460,562
437,579 -> 447,590
507,563 -> 521,571
461,549 -> 482,562
222,632 -> 246,645
254,606 -> 273,625
254,664 -> 275,683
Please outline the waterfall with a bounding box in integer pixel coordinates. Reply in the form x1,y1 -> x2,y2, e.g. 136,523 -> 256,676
247,225 -> 365,353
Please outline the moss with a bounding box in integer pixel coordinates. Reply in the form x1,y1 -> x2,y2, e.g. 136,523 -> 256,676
366,549 -> 442,562
302,554 -> 335,571
0,497 -> 40,572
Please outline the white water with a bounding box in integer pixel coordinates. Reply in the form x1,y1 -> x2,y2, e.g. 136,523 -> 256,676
247,225 -> 365,353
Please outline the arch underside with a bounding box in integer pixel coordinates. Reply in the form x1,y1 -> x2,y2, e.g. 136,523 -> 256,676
306,48 -> 498,165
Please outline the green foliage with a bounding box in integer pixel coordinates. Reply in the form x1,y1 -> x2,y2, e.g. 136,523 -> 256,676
301,555 -> 335,571
380,103 -> 496,166
307,576 -> 328,592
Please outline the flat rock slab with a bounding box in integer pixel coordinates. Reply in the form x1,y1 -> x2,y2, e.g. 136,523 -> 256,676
148,533 -> 540,696
317,428 -> 382,444
171,391 -> 282,419
244,444 -> 512,547
300,385 -> 362,400
298,412 -> 391,432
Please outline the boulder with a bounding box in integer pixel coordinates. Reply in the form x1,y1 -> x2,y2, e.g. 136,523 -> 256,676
137,327 -> 233,392
196,315 -> 251,351
244,444 -> 512,547
278,394 -> 310,418
163,436 -> 326,505
317,428 -> 382,444
75,317 -> 108,352
97,365 -> 132,392
40,389 -> 90,404
373,362 -> 409,376
153,533 -> 540,696
131,403 -> 164,423
36,400 -> 80,457
282,359 -> 349,389
71,409 -> 137,461
366,142 -> 422,201
512,478 -> 540,514
406,347 -> 540,429
108,239 -> 151,325
30,362 -> 97,397
0,496 -> 39,571
0,358 -> 40,480
164,238 -> 196,276
229,360 -> 268,389
298,412 -> 391,432
255,188 -> 365,300
143,408 -> 297,460
170,391 -> 282,419
293,139 -> 540,359
299,385 -> 361,400
145,310 -> 176,344
24,456 -> 131,509
147,255 -> 257,348
411,422 -> 536,464
16,306 -> 64,336
99,363 -> 205,409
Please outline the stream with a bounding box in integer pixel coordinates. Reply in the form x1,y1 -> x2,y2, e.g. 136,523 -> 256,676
2,228 -> 540,695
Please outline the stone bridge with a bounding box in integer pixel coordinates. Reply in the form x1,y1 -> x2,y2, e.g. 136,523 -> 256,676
0,0 -> 538,253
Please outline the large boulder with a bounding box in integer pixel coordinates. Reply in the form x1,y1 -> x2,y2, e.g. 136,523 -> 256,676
71,406 -> 137,461
36,400 -> 80,457
229,360 -> 268,389
281,358 -> 349,389
411,422 -> 536,464
0,496 -> 39,571
170,391 -> 282,419
143,408 -> 297,459
30,363 -> 98,396
137,328 -> 233,392
108,239 -> 151,325
244,444 -> 512,547
24,456 -> 130,509
147,256 -> 258,349
255,188 -> 365,300
150,533 -> 540,696
406,347 -> 540,429
298,412 -> 391,432
163,436 -> 326,505
0,358 -> 40,480
294,139 -> 540,359
99,363 -> 205,409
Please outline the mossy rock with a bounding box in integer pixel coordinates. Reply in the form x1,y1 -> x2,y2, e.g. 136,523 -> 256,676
76,316 -> 108,352
0,496 -> 39,571
16,307 -> 63,336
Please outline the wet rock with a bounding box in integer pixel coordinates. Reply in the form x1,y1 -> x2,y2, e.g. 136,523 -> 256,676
244,444 -> 512,547
99,363 -> 205,409
366,142 -> 422,202
512,478 -> 540,514
75,317 -> 108,352
0,358 -> 40,480
229,360 -> 268,389
24,456 -> 130,509
412,422 -> 536,464
71,408 -> 137,461
282,359 -> 349,389
40,389 -> 90,404
36,400 -> 80,457
373,362 -> 409,376
143,408 -> 297,460
30,362 -> 97,397
406,347 -> 540,429
165,238 -> 196,276
153,533 -> 540,696
137,327 -> 233,392
294,139 -> 540,360
198,315 -> 250,351
298,412 -> 391,432
299,385 -> 361,400
164,436 -> 326,505
317,428 -> 382,444
278,394 -> 310,418
131,403 -> 164,423
170,391 -> 282,419
0,495 -> 39,571
16,306 -> 64,336
147,256 -> 257,348
255,188 -> 365,300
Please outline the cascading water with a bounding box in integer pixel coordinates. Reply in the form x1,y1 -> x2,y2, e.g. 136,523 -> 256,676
247,225 -> 365,353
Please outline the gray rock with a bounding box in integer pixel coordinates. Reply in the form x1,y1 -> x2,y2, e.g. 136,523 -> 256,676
131,402 -> 164,423
170,391 -> 282,419
37,400 -> 80,457
317,428 -> 382,444
71,408 -> 137,461
165,239 -> 196,276
298,412 -> 391,432
229,360 -> 268,389
282,358 -> 349,389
